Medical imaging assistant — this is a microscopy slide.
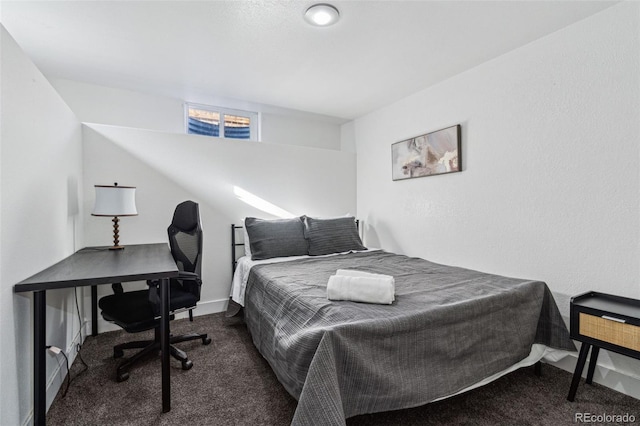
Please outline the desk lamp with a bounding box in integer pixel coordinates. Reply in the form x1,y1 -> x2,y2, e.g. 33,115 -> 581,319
92,183 -> 138,250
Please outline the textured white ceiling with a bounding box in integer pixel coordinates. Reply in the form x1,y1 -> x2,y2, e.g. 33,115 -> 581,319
0,1 -> 616,120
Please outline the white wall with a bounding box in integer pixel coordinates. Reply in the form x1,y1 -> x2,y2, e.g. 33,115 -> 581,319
50,78 -> 346,150
351,2 -> 640,396
260,112 -> 341,150
0,25 -> 84,425
82,123 -> 357,332
340,120 -> 356,153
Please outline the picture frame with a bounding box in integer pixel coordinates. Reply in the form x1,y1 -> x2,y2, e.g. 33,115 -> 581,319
391,124 -> 461,181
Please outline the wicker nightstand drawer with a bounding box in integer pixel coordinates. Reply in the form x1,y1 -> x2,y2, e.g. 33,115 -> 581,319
579,312 -> 640,352
568,291 -> 640,402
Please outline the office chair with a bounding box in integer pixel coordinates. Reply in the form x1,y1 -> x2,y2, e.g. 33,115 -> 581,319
98,200 -> 211,382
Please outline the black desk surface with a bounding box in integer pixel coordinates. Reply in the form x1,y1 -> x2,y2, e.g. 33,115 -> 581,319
14,243 -> 179,293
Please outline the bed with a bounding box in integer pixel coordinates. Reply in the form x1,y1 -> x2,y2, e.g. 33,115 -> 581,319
228,216 -> 576,426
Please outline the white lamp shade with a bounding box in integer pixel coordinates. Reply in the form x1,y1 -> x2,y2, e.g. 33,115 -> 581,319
92,185 -> 138,217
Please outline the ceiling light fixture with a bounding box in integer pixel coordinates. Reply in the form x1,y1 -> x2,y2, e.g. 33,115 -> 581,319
304,4 -> 340,27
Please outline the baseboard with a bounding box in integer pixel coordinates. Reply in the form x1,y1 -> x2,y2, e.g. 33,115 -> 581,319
21,325 -> 88,426
174,297 -> 229,319
91,297 -> 229,333
46,325 -> 88,409
547,348 -> 640,400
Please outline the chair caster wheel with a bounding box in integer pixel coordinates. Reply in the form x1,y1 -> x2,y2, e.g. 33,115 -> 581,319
116,372 -> 129,382
182,360 -> 193,370
203,337 -> 212,345
114,349 -> 124,359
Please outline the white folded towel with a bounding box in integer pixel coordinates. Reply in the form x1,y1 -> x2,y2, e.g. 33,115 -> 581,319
327,269 -> 395,305
336,270 -> 396,300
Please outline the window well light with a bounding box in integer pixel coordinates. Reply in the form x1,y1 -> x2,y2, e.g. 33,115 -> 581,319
304,4 -> 340,27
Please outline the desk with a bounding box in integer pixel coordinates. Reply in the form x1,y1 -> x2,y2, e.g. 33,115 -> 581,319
567,291 -> 640,401
14,243 -> 179,426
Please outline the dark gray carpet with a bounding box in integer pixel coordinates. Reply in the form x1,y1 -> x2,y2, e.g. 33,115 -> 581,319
47,312 -> 639,425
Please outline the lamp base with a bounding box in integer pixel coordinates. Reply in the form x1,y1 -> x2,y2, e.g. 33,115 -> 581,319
111,217 -> 124,250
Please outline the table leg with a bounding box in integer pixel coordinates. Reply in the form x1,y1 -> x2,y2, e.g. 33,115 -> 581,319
586,346 -> 600,385
160,278 -> 171,413
34,290 -> 46,426
567,343 -> 590,402
91,285 -> 98,336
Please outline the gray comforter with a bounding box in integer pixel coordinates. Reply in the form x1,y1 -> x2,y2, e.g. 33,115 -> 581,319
243,250 -> 575,425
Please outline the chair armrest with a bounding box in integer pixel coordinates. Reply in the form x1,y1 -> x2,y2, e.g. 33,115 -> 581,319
146,271 -> 199,286
177,271 -> 199,280
146,272 -> 202,315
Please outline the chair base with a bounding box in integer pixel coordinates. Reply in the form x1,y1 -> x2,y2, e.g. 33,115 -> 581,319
114,327 -> 211,382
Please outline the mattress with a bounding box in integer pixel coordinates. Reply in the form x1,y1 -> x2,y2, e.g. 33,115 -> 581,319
232,250 -> 575,425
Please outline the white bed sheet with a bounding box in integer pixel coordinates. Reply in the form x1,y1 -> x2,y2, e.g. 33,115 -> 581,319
230,249 -> 378,307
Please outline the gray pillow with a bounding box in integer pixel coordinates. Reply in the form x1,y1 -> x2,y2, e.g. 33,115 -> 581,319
303,216 -> 366,256
245,217 -> 308,260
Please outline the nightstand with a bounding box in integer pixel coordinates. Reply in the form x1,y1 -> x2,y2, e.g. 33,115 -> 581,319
567,291 -> 640,401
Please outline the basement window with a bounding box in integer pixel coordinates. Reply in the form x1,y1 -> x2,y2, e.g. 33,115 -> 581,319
185,103 -> 259,141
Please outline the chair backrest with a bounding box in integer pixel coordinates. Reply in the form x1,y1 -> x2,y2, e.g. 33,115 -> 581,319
168,201 -> 203,277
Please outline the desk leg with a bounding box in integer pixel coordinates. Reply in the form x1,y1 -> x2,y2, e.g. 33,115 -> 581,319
567,343 -> 590,402
586,346 -> 600,385
91,285 -> 98,336
34,290 -> 46,426
160,278 -> 171,413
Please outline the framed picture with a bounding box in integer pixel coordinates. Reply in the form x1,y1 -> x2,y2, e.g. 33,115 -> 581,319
391,124 -> 461,180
